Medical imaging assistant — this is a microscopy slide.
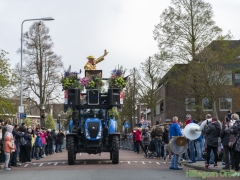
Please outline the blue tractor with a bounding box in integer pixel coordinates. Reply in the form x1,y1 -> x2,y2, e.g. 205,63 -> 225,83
65,81 -> 121,165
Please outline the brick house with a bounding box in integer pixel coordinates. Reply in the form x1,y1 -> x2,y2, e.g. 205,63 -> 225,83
154,40 -> 240,124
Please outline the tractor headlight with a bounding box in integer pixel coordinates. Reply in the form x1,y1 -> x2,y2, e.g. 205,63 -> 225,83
85,130 -> 90,139
96,128 -> 102,139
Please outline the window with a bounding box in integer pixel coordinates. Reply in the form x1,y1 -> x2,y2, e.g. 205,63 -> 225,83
160,99 -> 164,113
235,73 -> 240,86
155,99 -> 164,115
186,98 -> 196,111
224,71 -> 232,85
155,102 -> 160,115
202,98 -> 213,111
219,98 -> 232,111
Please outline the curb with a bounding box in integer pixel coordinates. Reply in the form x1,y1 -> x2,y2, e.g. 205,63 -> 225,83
183,163 -> 231,173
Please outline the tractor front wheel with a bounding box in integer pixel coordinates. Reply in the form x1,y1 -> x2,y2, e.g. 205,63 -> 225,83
67,136 -> 75,165
112,136 -> 119,164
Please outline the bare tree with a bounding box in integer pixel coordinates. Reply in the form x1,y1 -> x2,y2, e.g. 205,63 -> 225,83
153,0 -> 223,63
121,68 -> 139,128
15,21 -> 63,126
137,57 -> 165,125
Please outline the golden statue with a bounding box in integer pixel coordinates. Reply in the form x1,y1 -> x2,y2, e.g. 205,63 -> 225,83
84,49 -> 109,70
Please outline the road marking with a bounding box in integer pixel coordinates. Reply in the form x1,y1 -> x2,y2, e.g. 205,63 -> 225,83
84,161 -> 86,164
135,161 -> 137,163
48,163 -> 51,164
54,162 -> 58,166
62,162 -> 65,164
24,164 -> 28,168
39,163 -> 43,167
128,161 -> 130,164
156,162 -> 160,165
33,163 -> 36,165
142,161 -> 145,164
149,162 -> 152,163
120,161 -> 122,163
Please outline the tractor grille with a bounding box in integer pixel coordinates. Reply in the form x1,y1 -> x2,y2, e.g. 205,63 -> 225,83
87,122 -> 99,138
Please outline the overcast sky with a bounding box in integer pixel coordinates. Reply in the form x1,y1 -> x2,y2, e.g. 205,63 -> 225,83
0,0 -> 240,79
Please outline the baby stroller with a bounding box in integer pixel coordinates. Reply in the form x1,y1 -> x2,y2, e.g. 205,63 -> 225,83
146,140 -> 156,158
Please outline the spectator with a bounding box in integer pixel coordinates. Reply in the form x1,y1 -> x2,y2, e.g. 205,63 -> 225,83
45,129 -> 53,155
40,129 -> 47,158
34,132 -> 43,160
185,114 -> 196,164
20,128 -> 32,164
150,120 -> 164,159
56,130 -> 65,153
132,127 -> 147,156
169,116 -> 183,170
227,113 -> 240,177
220,121 -> 233,170
4,135 -> 14,171
142,127 -> 151,152
203,114 -> 215,164
205,117 -> 221,168
30,129 -> 36,159
225,110 -> 232,123
51,129 -> 56,154
162,125 -> 170,160
11,124 -> 23,167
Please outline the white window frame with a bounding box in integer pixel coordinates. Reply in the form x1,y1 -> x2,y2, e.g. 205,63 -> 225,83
224,71 -> 232,85
219,98 -> 232,111
185,98 -> 196,111
202,98 -> 213,111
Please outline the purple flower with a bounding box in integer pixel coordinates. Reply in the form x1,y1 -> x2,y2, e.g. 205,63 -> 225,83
79,77 -> 90,86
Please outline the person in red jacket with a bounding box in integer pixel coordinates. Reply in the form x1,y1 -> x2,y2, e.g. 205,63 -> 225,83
132,127 -> 147,156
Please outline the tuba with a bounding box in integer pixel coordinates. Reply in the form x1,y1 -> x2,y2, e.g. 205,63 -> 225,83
168,136 -> 188,154
183,119 -> 222,140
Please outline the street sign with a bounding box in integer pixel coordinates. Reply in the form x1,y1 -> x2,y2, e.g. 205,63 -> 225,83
142,121 -> 148,127
20,113 -> 26,119
124,122 -> 130,129
18,106 -> 24,113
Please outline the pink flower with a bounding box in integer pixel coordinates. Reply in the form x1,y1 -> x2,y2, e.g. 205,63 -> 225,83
79,77 -> 90,86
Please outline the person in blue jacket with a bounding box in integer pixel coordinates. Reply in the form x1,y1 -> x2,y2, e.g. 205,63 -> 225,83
34,132 -> 43,160
169,116 -> 182,170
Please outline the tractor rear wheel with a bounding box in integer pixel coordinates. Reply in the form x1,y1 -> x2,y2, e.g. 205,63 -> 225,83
112,136 -> 119,164
67,136 -> 75,165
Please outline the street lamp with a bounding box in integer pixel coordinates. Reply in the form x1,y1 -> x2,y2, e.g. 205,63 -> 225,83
58,113 -> 61,131
20,17 -> 54,124
40,104 -> 45,127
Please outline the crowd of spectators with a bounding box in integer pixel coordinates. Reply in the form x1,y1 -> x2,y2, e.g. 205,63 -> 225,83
0,119 -> 65,171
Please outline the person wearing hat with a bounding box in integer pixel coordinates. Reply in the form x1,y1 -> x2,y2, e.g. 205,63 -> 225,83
84,49 -> 109,70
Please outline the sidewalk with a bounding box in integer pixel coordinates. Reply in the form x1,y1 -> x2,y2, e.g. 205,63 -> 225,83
182,161 -> 233,173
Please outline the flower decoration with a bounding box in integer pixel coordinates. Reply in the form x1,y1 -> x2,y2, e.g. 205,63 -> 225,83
108,65 -> 127,90
79,74 -> 104,91
60,71 -> 83,91
108,107 -> 119,119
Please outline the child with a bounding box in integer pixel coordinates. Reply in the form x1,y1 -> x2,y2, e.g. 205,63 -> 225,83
4,135 -> 14,171
34,132 -> 43,160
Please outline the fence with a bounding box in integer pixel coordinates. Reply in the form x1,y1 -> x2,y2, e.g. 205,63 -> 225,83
120,138 -> 134,151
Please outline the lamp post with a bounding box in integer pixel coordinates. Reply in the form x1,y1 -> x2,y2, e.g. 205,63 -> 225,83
58,114 -> 61,131
20,17 -> 54,125
40,104 -> 45,128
